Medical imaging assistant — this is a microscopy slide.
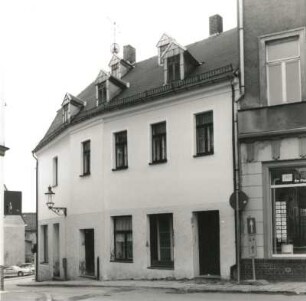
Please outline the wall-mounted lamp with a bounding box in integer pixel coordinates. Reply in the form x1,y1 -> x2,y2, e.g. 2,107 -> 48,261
45,186 -> 67,216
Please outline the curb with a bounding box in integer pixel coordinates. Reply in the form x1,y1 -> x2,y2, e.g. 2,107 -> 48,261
17,283 -> 306,295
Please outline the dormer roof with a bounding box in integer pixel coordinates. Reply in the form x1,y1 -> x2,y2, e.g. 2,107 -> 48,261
62,93 -> 86,107
95,70 -> 109,85
156,33 -> 175,47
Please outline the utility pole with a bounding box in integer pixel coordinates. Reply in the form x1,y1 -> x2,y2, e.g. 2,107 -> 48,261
0,94 -> 9,291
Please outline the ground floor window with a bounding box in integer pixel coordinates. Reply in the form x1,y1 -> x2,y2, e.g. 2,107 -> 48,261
41,225 -> 48,263
149,213 -> 174,268
113,216 -> 133,261
271,167 -> 306,254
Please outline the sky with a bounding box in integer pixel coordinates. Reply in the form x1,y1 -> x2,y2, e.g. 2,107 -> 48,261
0,0 -> 237,212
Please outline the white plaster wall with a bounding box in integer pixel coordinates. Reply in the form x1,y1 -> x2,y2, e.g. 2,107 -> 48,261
102,85 -> 236,279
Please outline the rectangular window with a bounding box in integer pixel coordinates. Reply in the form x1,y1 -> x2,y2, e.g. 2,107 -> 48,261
195,111 -> 214,156
41,225 -> 48,263
113,216 -> 133,261
270,167 -> 306,255
167,54 -> 180,82
149,213 -> 174,268
114,131 -> 128,169
151,122 -> 167,163
266,37 -> 301,105
63,104 -> 69,123
82,140 -> 91,176
98,83 -> 107,105
53,157 -> 58,187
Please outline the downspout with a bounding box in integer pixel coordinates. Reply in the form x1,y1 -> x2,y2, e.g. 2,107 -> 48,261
32,151 -> 38,282
232,0 -> 245,283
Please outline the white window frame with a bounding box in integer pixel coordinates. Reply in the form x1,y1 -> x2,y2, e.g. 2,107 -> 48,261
259,27 -> 305,106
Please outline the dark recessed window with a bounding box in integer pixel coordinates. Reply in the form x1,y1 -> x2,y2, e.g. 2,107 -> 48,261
98,83 -> 107,105
82,140 -> 91,176
115,131 -> 128,169
167,54 -> 180,82
53,157 -> 58,187
113,216 -> 133,261
149,213 -> 174,268
41,225 -> 48,263
195,111 -> 214,156
151,122 -> 167,164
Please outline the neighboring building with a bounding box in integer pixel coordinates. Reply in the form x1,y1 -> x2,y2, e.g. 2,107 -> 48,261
22,213 -> 37,263
4,190 -> 25,266
34,16 -> 240,280
238,0 -> 306,280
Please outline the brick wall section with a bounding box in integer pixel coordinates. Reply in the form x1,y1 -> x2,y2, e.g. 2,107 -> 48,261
241,259 -> 306,281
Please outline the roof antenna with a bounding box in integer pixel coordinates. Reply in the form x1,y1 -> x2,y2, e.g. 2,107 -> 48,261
110,21 -> 120,55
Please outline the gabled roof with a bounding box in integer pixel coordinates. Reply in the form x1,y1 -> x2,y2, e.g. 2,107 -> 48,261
34,28 -> 238,153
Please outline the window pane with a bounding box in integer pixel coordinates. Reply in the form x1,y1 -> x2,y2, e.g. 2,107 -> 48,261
115,216 -> 132,231
115,233 -> 125,259
286,60 -> 301,103
267,63 -> 283,105
267,38 -> 299,61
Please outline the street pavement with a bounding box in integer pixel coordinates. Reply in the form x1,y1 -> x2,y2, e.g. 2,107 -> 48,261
17,276 -> 306,295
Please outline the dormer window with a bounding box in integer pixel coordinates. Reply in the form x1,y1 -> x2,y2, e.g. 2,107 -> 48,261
111,63 -> 120,78
63,104 -> 69,124
167,54 -> 181,82
98,83 -> 107,105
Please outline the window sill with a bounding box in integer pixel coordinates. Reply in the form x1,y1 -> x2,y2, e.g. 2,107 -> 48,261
110,259 -> 133,263
79,173 -> 91,177
40,262 -> 49,265
112,166 -> 128,171
193,152 -> 214,158
149,159 -> 168,165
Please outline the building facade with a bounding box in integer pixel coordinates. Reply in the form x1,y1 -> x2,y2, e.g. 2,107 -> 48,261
34,17 -> 240,281
238,0 -> 306,280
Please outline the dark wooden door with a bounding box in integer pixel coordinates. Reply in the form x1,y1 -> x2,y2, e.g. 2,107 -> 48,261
84,229 -> 95,276
198,211 -> 220,276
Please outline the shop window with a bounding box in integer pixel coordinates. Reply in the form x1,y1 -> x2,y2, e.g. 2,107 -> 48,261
82,140 -> 91,176
149,213 -> 174,268
41,225 -> 48,263
195,111 -> 214,156
114,131 -> 128,170
151,122 -> 167,164
113,216 -> 133,261
271,167 -> 306,255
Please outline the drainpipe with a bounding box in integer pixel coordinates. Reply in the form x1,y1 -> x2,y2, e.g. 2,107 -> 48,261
231,0 -> 245,283
32,151 -> 38,282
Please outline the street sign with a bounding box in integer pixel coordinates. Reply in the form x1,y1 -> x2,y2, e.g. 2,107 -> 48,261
229,191 -> 248,210
247,217 -> 256,235
248,235 -> 257,257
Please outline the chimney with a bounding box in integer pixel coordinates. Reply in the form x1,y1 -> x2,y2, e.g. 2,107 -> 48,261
209,14 -> 223,36
123,45 -> 136,64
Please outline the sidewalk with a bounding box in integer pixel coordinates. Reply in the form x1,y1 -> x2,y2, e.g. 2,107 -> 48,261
18,278 -> 306,295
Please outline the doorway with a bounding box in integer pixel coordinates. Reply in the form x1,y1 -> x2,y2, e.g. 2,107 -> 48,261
79,229 -> 95,276
53,223 -> 60,278
197,210 -> 220,276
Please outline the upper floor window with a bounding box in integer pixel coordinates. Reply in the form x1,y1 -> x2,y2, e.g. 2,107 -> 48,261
167,54 -> 180,82
82,140 -> 91,176
260,28 -> 305,106
53,156 -> 58,187
151,121 -> 167,164
97,83 -> 107,105
195,111 -> 214,156
267,37 -> 301,105
113,216 -> 133,261
63,104 -> 69,123
114,131 -> 128,170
